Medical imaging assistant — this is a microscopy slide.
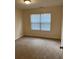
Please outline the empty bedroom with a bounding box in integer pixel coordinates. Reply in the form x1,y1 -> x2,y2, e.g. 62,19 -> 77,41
15,0 -> 63,59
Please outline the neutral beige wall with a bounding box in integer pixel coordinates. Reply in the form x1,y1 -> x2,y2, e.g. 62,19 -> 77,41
23,6 -> 63,39
15,8 -> 23,39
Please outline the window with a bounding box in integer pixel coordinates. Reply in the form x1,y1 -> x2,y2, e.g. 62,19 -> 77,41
31,13 -> 51,31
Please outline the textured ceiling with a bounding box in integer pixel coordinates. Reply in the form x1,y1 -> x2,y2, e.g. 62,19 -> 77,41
15,0 -> 63,9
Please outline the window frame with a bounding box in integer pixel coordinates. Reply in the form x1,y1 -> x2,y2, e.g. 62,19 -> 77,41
30,13 -> 52,32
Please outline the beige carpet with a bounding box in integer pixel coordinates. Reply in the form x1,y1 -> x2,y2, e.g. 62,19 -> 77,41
15,37 -> 63,59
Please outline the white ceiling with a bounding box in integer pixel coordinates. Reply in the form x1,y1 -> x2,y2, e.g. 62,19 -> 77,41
15,0 -> 63,9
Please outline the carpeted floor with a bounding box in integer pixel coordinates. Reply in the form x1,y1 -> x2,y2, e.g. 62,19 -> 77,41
15,37 -> 63,59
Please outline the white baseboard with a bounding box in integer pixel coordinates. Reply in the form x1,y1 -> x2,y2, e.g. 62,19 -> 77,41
15,34 -> 23,40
